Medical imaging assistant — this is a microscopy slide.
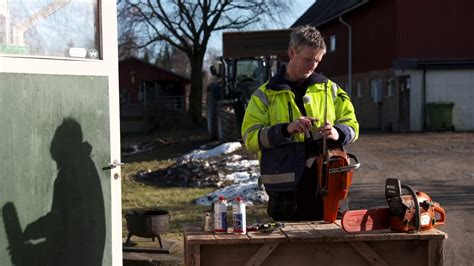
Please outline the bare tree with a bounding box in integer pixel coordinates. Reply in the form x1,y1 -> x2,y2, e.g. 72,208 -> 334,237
118,0 -> 290,125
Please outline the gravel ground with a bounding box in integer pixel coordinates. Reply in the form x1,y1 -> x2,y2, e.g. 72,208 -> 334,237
346,132 -> 474,266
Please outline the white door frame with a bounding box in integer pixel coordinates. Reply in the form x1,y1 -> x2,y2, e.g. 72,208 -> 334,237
0,1 -> 122,264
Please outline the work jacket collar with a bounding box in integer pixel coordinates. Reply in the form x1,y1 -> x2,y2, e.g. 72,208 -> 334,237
266,64 -> 329,91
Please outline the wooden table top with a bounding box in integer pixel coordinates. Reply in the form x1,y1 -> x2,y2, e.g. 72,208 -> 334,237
184,221 -> 448,245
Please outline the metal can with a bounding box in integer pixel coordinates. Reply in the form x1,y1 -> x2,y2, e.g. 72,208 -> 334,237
202,211 -> 214,232
232,196 -> 246,234
214,196 -> 228,233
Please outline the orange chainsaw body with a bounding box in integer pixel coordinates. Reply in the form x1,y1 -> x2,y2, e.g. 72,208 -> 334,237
341,179 -> 446,233
389,191 -> 446,232
318,149 -> 356,223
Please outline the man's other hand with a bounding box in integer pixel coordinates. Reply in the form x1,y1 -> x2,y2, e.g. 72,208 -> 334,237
319,122 -> 339,141
287,117 -> 317,134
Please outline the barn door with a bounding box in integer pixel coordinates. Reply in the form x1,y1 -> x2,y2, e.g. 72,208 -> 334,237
0,1 -> 121,265
398,75 -> 411,131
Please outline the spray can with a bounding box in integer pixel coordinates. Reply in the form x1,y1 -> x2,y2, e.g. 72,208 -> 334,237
202,211 -> 214,232
214,196 -> 228,233
232,196 -> 246,234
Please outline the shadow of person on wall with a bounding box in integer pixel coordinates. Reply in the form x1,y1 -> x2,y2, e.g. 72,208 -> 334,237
2,117 -> 106,265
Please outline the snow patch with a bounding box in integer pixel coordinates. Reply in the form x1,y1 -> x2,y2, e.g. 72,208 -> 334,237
182,142 -> 242,160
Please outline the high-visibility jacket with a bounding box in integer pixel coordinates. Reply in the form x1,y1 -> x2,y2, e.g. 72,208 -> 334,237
241,68 -> 359,192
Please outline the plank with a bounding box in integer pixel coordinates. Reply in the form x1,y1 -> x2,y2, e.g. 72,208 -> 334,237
281,222 -> 324,242
347,241 -> 388,266
247,230 -> 288,244
352,231 -> 390,241
244,243 -> 280,266
387,231 -> 421,241
309,221 -> 350,242
418,229 -> 448,240
185,232 -> 216,245
213,232 -> 250,244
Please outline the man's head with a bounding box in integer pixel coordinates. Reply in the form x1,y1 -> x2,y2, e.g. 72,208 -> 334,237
287,25 -> 326,81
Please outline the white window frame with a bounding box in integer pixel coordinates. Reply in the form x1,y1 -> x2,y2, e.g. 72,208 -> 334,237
356,80 -> 363,98
386,77 -> 395,97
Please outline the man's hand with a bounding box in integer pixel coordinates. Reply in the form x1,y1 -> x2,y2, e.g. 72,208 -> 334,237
319,122 -> 339,141
287,117 -> 317,134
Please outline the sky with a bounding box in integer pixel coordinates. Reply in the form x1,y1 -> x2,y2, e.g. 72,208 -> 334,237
207,0 -> 316,51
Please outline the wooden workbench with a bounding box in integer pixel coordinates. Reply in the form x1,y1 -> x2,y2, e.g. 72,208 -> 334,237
183,221 -> 447,266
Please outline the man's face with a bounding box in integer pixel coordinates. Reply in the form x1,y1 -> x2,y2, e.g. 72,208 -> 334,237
288,45 -> 326,81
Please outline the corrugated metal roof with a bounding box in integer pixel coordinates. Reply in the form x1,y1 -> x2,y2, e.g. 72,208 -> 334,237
291,0 -> 368,27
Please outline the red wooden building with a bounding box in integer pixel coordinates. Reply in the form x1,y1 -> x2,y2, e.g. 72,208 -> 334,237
119,57 -> 190,132
293,0 -> 474,131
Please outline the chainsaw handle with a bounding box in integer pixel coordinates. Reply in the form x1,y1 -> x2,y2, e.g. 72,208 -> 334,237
434,204 -> 446,226
328,153 -> 360,174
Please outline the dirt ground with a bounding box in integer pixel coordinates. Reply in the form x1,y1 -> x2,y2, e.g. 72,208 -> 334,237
346,132 -> 474,266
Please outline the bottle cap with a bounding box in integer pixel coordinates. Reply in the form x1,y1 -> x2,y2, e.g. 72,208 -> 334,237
236,196 -> 241,202
218,195 -> 225,201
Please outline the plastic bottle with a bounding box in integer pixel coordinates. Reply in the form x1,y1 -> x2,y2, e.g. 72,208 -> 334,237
214,196 -> 228,233
232,196 -> 246,234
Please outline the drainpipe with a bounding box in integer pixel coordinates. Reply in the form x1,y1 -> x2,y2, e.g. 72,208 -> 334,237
422,65 -> 427,131
339,16 -> 352,92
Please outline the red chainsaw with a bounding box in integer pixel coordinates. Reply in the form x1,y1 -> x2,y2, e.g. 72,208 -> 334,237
341,178 -> 446,233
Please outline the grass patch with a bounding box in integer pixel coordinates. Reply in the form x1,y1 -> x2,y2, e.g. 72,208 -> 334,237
121,130 -> 270,242
122,179 -> 270,241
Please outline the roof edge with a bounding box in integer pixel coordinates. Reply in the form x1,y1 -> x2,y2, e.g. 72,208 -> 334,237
120,56 -> 191,82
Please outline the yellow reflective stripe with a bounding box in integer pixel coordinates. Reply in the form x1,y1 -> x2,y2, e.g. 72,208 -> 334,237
243,123 -> 264,143
253,89 -> 269,106
259,126 -> 271,148
261,173 -> 295,184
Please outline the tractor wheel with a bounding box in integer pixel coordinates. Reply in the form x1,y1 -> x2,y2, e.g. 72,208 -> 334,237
217,104 -> 238,142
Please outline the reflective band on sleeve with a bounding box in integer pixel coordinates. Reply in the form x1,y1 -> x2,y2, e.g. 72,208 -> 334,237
261,172 -> 295,184
243,124 -> 264,143
259,126 -> 272,148
348,126 -> 356,143
253,89 -> 269,106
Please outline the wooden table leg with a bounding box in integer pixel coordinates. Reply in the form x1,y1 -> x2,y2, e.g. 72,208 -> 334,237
428,239 -> 444,266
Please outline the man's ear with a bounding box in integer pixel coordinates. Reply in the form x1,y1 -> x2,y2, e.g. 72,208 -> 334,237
288,46 -> 295,60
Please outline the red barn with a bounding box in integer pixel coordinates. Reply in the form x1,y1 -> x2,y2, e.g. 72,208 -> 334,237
119,57 -> 191,133
293,0 -> 474,131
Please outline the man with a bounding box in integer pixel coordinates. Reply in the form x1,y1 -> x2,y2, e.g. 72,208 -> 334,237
241,25 -> 359,221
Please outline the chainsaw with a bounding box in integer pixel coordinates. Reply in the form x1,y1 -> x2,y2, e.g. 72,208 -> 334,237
341,178 -> 446,233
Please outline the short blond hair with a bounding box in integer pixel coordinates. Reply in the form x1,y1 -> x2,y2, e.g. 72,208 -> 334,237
289,25 -> 326,52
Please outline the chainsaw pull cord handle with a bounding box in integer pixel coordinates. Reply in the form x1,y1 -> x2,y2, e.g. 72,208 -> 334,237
401,184 -> 421,232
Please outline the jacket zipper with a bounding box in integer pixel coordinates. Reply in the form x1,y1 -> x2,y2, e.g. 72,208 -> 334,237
288,102 -> 293,122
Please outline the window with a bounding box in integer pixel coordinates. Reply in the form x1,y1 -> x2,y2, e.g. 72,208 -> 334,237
0,0 -> 100,59
235,59 -> 266,84
329,35 -> 336,53
370,79 -> 383,103
356,81 -> 362,98
386,77 -> 395,96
